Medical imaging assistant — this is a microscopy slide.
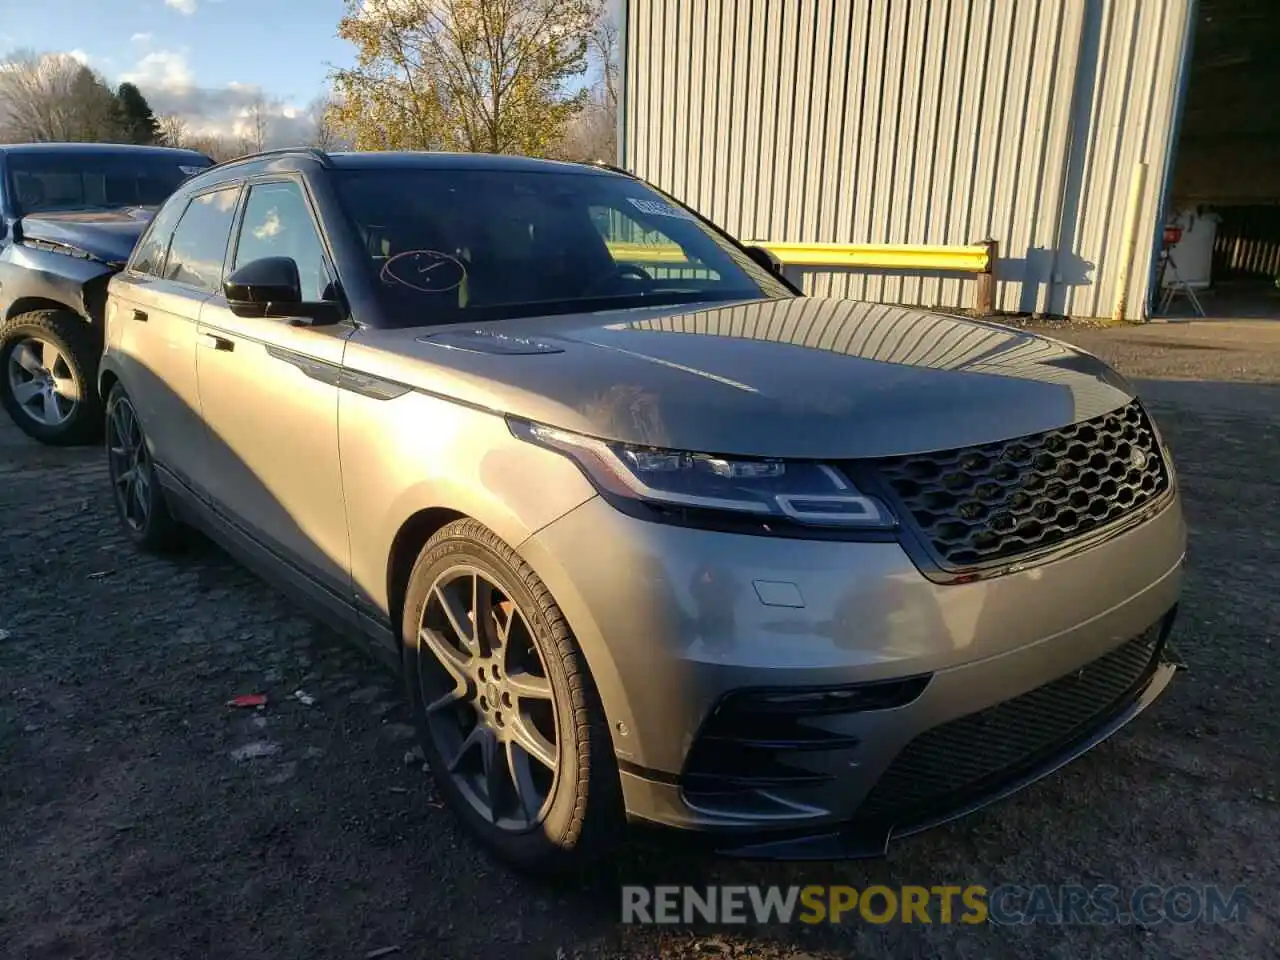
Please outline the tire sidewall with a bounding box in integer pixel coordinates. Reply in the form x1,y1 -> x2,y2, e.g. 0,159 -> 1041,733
104,385 -> 166,547
0,313 -> 101,445
402,530 -> 589,867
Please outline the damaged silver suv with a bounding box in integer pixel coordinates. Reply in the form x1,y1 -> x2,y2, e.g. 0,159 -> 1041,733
99,148 -> 1185,874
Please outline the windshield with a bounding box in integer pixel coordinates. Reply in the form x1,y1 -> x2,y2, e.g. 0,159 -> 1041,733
9,153 -> 211,216
335,168 -> 794,325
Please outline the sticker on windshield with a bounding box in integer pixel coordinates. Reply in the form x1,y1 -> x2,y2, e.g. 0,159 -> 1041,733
626,197 -> 696,221
178,165 -> 207,176
380,249 -> 467,294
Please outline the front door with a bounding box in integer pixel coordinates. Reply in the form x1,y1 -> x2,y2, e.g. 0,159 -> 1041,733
194,177 -> 353,595
111,184 -> 240,495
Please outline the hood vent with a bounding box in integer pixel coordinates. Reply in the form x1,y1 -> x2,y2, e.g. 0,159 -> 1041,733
417,329 -> 564,355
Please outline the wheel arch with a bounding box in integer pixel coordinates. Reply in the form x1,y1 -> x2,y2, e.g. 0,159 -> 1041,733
378,496 -> 619,731
98,355 -> 124,401
3,295 -> 82,324
385,505 -> 470,641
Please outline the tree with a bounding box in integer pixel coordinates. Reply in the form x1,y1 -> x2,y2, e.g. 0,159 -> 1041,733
330,0 -> 595,156
556,8 -> 619,162
238,95 -> 270,154
158,112 -> 188,148
0,50 -> 127,143
185,133 -> 242,163
116,82 -> 162,144
307,92 -> 347,150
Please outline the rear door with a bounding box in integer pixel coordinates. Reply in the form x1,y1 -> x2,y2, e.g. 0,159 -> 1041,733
109,185 -> 240,494
194,176 -> 354,595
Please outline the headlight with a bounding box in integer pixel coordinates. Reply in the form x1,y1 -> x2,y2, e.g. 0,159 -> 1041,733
509,419 -> 896,531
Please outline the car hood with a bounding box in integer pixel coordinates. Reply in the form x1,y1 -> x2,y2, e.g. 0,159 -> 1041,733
19,208 -> 155,265
351,297 -> 1137,459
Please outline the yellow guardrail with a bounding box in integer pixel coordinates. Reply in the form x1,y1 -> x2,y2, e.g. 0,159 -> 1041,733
606,240 -> 992,273
605,241 -> 691,263
749,241 -> 993,273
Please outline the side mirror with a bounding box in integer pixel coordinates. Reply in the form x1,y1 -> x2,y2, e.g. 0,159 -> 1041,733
223,256 -> 342,325
743,244 -> 784,275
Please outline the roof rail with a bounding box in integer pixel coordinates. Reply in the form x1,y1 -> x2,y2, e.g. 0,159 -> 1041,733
206,146 -> 333,172
581,159 -> 636,178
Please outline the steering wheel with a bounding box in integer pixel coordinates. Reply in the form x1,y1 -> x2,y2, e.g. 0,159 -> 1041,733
583,262 -> 653,296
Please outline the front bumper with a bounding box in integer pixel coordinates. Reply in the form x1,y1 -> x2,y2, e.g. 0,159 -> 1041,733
517,492 -> 1185,851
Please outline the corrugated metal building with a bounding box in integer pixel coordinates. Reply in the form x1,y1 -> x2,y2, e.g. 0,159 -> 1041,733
618,0 -> 1198,321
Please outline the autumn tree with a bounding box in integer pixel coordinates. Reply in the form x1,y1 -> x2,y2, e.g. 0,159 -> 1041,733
557,10 -> 619,162
307,92 -> 348,150
330,0 -> 596,156
115,82 -> 162,144
0,51 -> 126,143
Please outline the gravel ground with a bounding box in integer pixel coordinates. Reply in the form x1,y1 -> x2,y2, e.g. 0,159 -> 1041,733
2,319 -> 1278,960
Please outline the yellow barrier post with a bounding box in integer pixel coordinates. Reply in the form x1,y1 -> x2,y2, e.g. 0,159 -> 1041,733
974,239 -> 999,316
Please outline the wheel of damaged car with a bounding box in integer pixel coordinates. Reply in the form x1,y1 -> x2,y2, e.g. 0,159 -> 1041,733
0,309 -> 104,445
104,384 -> 187,553
401,518 -> 624,875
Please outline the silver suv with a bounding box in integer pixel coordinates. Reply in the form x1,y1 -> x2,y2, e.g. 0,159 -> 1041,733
100,149 -> 1185,874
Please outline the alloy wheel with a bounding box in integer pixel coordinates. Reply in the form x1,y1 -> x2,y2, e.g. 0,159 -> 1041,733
107,396 -> 151,531
417,565 -> 560,831
6,336 -> 80,426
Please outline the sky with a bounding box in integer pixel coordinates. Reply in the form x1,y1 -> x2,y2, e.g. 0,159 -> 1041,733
0,0 -> 357,143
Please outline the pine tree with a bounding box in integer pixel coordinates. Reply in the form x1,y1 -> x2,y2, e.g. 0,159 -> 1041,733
115,82 -> 161,144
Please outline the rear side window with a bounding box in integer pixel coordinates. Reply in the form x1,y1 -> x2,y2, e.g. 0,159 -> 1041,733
163,186 -> 240,292
130,198 -> 187,277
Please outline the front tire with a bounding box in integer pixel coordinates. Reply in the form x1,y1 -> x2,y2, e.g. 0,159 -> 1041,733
0,309 -> 104,445
105,384 -> 187,553
402,518 -> 624,876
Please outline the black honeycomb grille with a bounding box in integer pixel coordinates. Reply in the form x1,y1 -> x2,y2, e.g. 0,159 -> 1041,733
856,626 -> 1164,827
872,400 -> 1169,569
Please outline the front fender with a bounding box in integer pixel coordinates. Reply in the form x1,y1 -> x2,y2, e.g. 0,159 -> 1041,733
339,387 -> 597,619
0,243 -> 114,323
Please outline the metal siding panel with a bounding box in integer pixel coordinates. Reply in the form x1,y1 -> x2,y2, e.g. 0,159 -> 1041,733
937,1 -> 991,308
1071,0 -> 1132,319
622,0 -> 1190,321
878,1 -> 919,306
671,0 -> 694,202
986,0 -> 1038,312
694,1 -> 720,216
811,0 -> 852,299
784,0 -> 818,243
1005,0 -> 1081,315
768,0 -> 802,242
864,0 -> 903,305
831,1 -> 874,303
754,0 -> 784,240
918,0 -> 967,308
903,0 -> 947,308
734,0 -> 768,237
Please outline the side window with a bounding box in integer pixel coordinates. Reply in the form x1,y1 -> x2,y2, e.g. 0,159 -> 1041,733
130,197 -> 188,277
234,181 -> 332,302
163,185 -> 240,292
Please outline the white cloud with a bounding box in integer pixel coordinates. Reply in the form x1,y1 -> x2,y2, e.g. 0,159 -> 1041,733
253,209 -> 282,239
121,50 -> 195,92
131,32 -> 153,43
164,0 -> 198,14
67,49 -> 91,65
118,51 -> 317,147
